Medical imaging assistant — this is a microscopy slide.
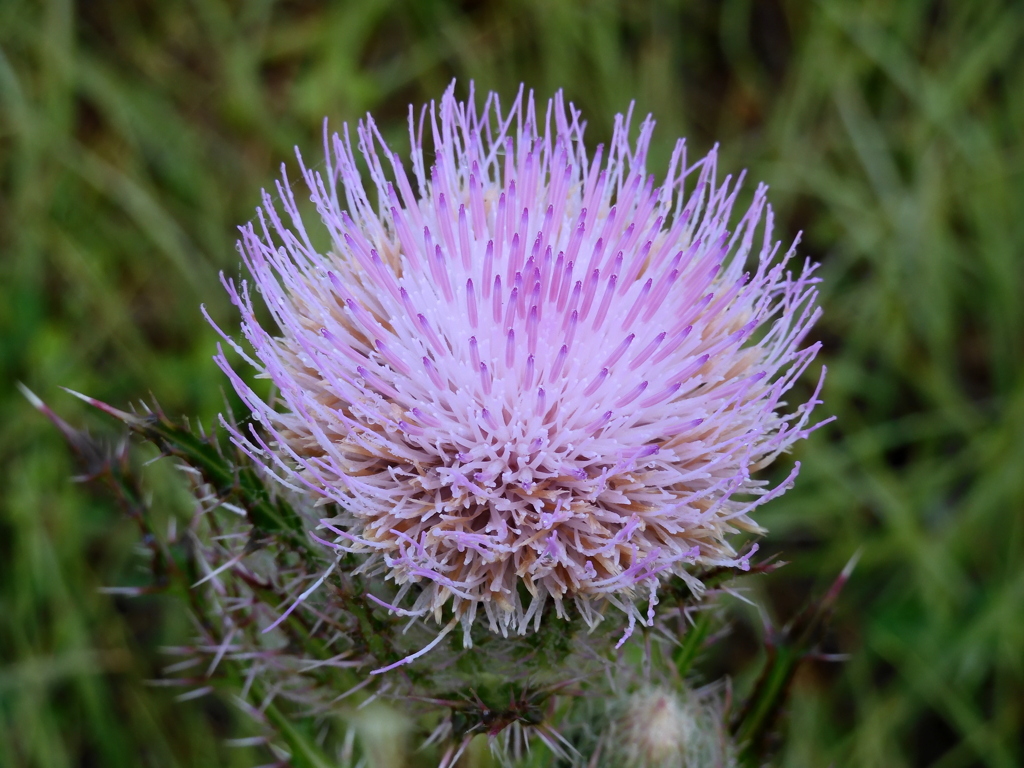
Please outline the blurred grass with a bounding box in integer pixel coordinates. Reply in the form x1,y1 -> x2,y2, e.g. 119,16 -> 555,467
1,0 -> 1022,766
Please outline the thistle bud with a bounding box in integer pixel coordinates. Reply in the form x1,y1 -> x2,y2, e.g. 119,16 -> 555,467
617,686 -> 736,768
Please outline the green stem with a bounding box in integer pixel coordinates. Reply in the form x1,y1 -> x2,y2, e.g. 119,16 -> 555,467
673,610 -> 713,678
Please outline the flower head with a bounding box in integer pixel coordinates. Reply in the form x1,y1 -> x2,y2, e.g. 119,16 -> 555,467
213,83 -> 824,646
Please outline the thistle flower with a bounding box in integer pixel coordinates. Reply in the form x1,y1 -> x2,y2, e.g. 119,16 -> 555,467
211,83 -> 824,652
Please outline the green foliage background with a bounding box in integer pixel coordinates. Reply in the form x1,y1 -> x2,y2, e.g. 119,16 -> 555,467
1,0 -> 1022,765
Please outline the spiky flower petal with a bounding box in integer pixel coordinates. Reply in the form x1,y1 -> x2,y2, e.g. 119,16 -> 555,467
212,83 -> 824,644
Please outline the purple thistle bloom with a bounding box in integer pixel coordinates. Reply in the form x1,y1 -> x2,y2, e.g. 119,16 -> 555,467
211,83 -> 825,648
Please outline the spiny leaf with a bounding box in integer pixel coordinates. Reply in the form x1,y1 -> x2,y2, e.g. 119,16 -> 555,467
61,387 -> 306,542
